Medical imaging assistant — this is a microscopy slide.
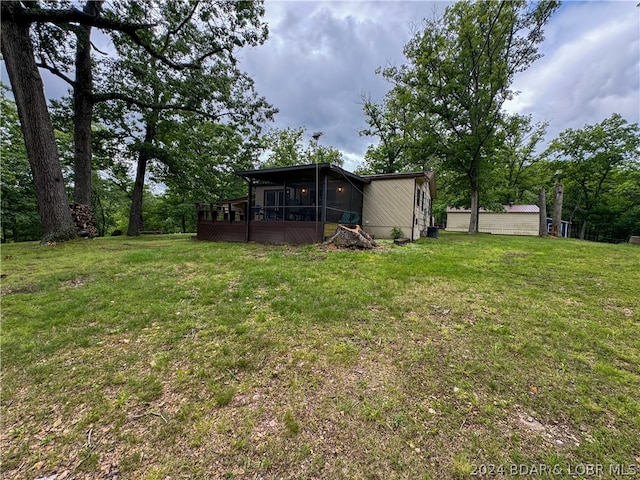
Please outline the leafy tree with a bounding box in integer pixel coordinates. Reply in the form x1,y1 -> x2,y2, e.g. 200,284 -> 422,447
1,1 -> 272,241
380,0 -> 559,233
546,113 -> 640,239
358,91 -> 423,174
261,127 -> 306,167
261,127 -> 344,168
0,88 -> 41,242
93,2 -> 274,235
149,117 -> 259,227
492,114 -> 548,205
1,3 -> 78,242
606,169 -> 640,239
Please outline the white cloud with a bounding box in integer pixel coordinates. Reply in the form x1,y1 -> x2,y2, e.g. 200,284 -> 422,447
244,1 -> 639,168
5,1 -> 634,172
505,1 -> 639,140
240,1 -> 448,168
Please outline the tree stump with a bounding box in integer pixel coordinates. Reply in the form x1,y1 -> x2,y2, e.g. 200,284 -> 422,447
323,224 -> 378,249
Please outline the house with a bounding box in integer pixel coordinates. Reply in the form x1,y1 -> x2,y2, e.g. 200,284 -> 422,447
446,204 -> 570,237
196,163 -> 436,244
361,171 -> 436,241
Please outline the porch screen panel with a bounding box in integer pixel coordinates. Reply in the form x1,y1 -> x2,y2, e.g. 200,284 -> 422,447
326,179 -> 363,224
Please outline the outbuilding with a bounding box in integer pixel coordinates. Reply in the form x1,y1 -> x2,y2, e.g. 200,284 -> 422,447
446,205 -> 541,236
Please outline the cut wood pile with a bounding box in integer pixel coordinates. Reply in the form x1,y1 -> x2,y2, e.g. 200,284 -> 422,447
70,203 -> 99,238
323,224 -> 377,249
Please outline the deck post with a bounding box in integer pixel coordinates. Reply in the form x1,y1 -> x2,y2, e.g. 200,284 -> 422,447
321,172 -> 328,242
246,182 -> 252,242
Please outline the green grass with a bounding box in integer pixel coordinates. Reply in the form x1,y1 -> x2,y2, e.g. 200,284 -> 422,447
1,233 -> 639,479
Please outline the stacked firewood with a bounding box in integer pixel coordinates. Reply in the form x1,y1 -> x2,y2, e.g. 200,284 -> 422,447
70,203 -> 99,238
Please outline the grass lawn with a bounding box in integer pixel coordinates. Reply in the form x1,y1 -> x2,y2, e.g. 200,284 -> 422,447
1,232 -> 639,479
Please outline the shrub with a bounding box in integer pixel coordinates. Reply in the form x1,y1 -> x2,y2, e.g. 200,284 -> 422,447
391,227 -> 404,239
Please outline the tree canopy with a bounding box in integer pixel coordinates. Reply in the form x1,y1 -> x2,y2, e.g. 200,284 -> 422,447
260,127 -> 344,169
371,0 -> 559,233
545,113 -> 640,240
1,0 -> 274,242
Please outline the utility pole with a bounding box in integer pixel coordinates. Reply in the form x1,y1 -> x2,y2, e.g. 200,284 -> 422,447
312,132 -> 324,241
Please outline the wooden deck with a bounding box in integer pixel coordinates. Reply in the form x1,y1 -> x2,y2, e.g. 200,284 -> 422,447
196,220 -> 322,244
196,221 -> 245,242
249,221 -> 319,244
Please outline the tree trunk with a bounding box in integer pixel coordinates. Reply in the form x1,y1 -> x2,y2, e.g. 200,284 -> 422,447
551,183 -> 563,237
580,220 -> 588,240
127,121 -> 158,236
127,151 -> 149,236
468,185 -> 480,234
324,224 -> 378,249
538,188 -> 547,237
73,1 -> 102,206
1,5 -> 76,243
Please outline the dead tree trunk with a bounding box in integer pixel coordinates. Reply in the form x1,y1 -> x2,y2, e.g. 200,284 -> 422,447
538,188 -> 547,237
324,224 -> 377,249
551,183 -> 564,237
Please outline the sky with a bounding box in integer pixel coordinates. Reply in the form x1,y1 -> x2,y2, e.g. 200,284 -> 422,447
238,0 -> 640,171
2,1 -> 638,173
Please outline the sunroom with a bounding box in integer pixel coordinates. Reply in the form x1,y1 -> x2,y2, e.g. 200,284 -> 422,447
196,163 -> 369,244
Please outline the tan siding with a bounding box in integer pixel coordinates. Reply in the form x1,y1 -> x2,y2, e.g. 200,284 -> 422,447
446,212 -> 470,232
446,212 -> 539,235
479,213 -> 538,235
363,178 -> 415,239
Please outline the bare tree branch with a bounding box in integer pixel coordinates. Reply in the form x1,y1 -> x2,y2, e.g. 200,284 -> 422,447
92,92 -> 223,120
36,60 -> 75,87
7,4 -> 213,71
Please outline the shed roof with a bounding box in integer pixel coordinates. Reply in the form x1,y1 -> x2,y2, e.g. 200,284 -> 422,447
361,171 -> 437,197
447,204 -> 539,213
236,163 -> 369,185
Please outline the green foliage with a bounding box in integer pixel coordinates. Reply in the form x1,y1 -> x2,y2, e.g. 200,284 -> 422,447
93,2 -> 276,234
153,119 -> 252,201
546,113 -> 640,239
261,127 -> 306,167
0,88 -> 41,242
376,0 -> 559,232
491,114 -> 549,205
359,92 -> 419,173
261,127 -> 344,168
390,227 -> 404,239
